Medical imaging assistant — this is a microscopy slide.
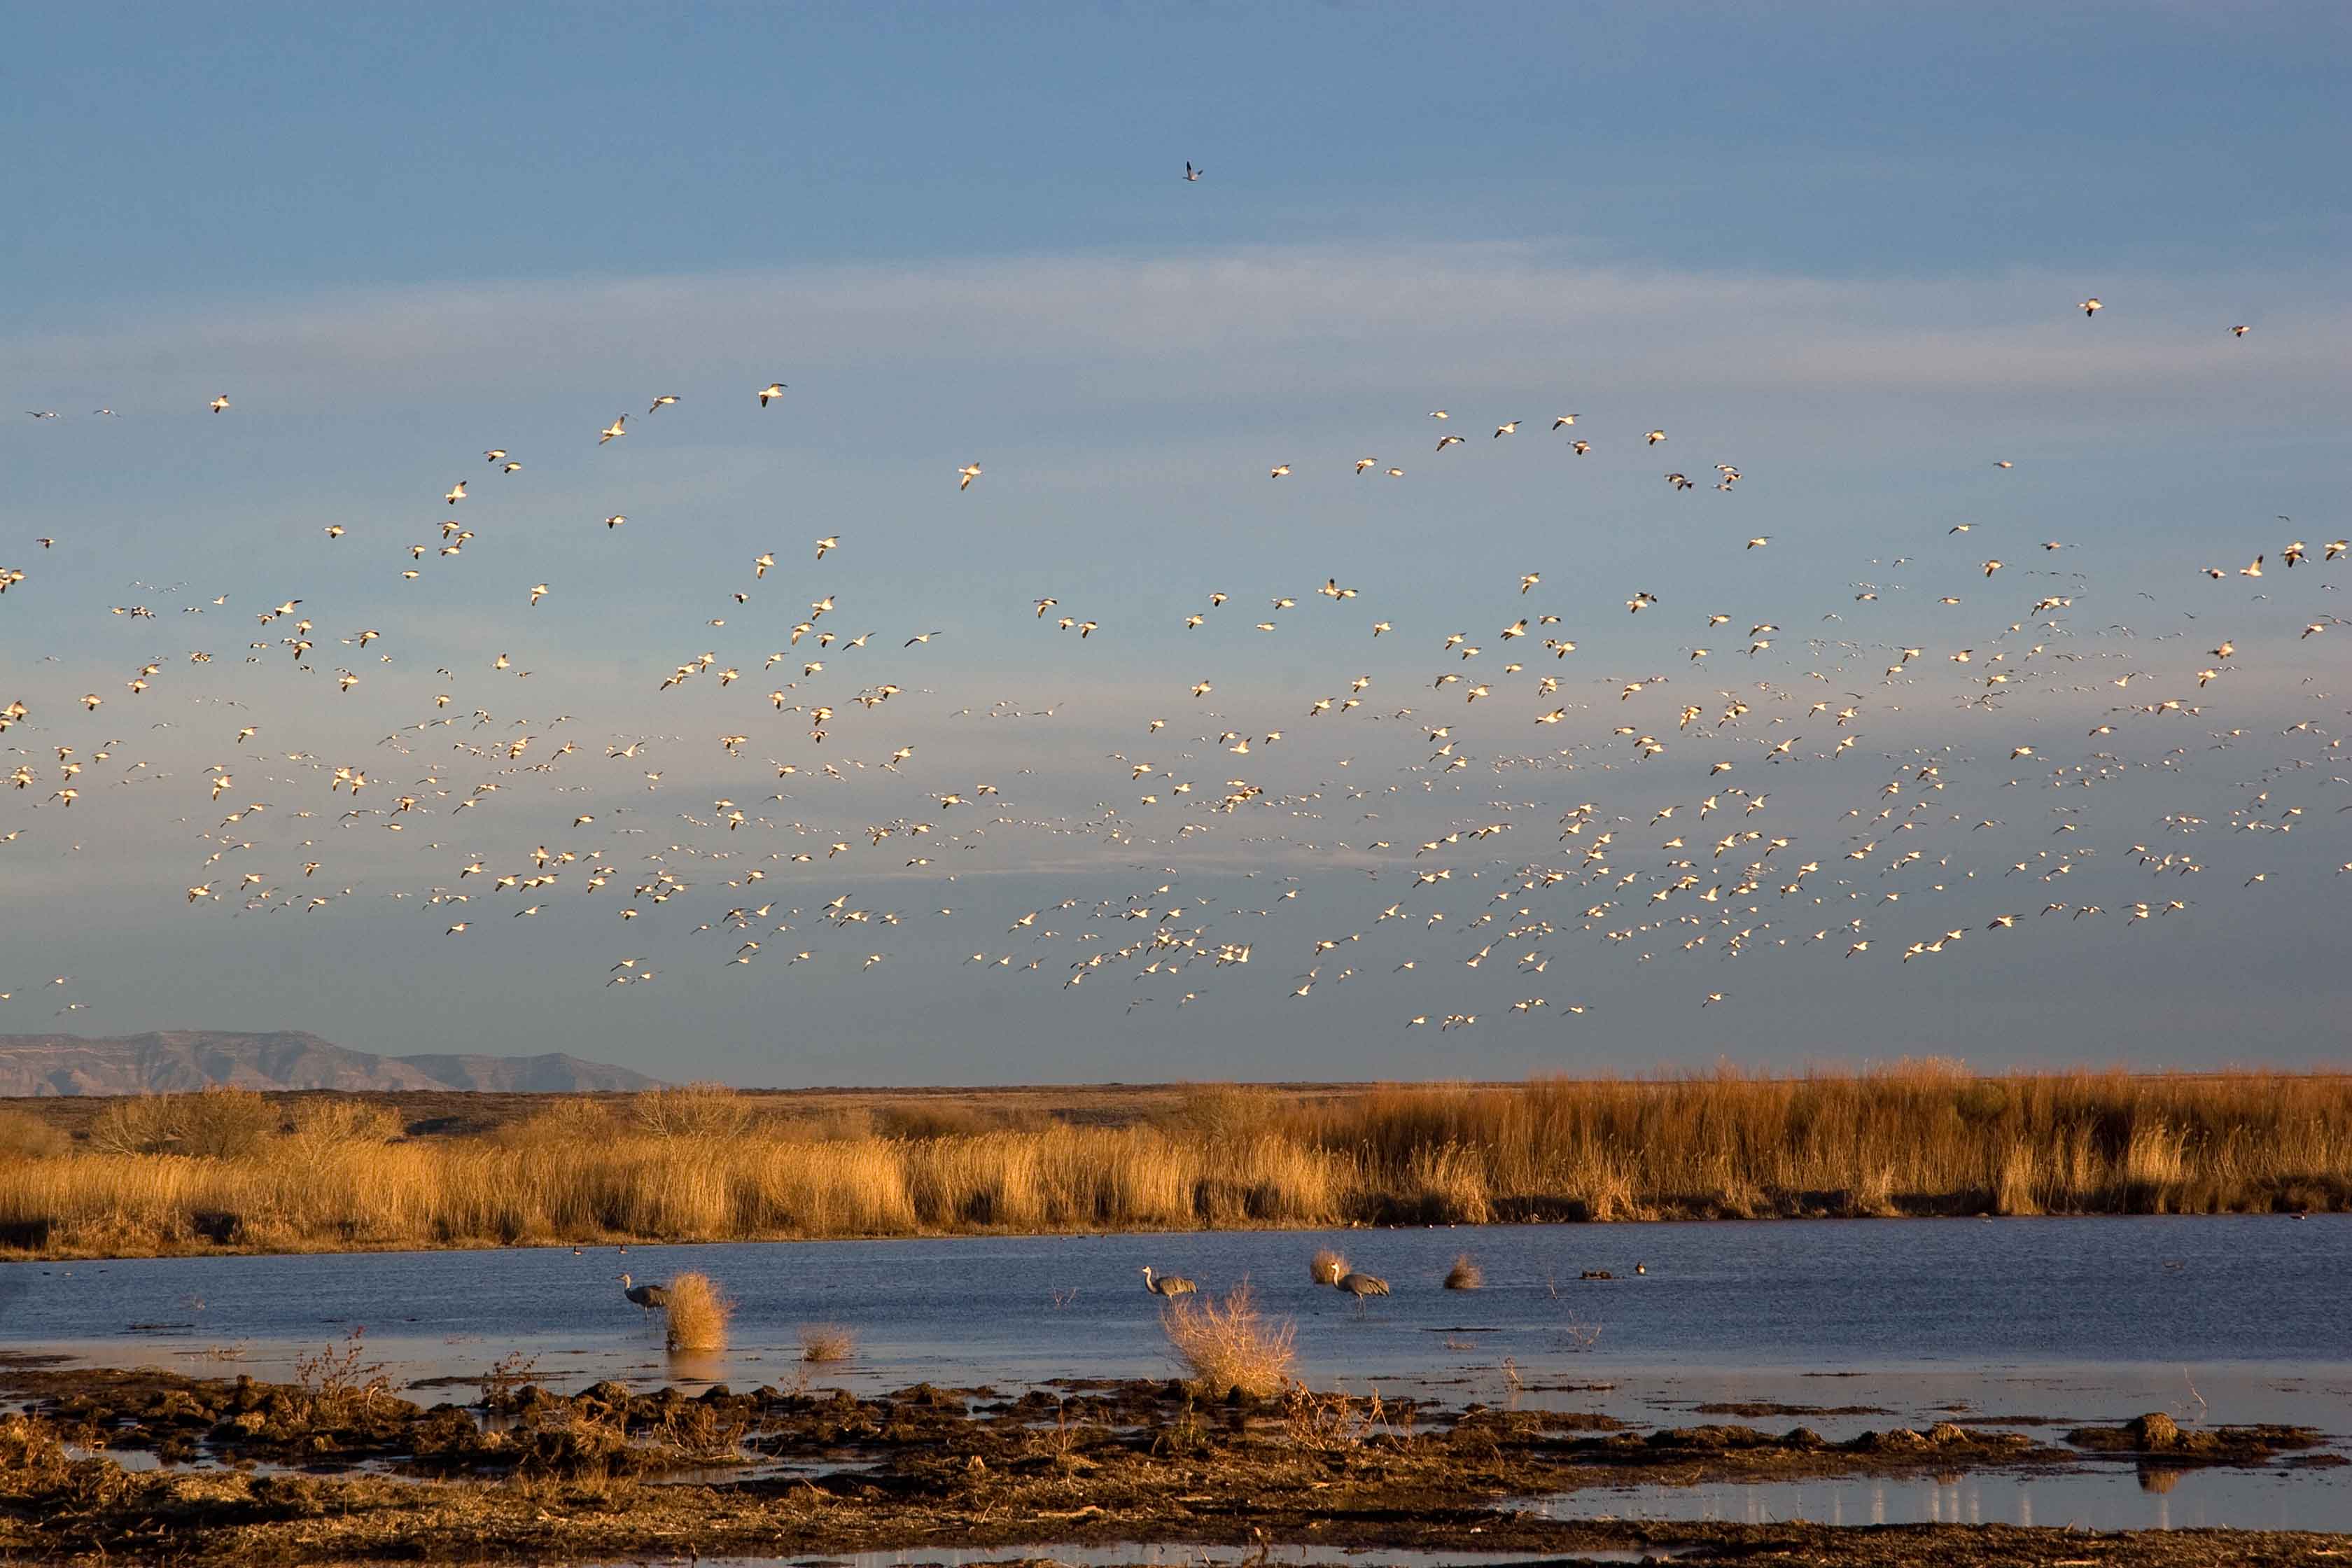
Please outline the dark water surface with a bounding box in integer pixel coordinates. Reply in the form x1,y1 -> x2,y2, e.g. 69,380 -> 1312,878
4,1216 -> 2346,1530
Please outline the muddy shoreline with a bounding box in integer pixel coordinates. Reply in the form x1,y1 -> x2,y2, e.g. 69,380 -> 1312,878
3,1359 -> 2344,1565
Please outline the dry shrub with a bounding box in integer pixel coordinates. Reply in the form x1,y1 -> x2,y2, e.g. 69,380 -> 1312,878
0,1110 -> 67,1160
278,1100 -> 405,1176
0,1410 -> 69,1480
789,1105 -> 877,1140
292,1328 -> 391,1422
1168,1083 -> 1284,1142
86,1088 -> 278,1158
1162,1280 -> 1294,1399
633,1083 -> 750,1141
657,1399 -> 751,1462
875,1101 -> 1054,1139
1281,1382 -> 1387,1449
287,1099 -> 405,1142
663,1270 -> 732,1352
1310,1247 -> 1347,1285
477,1351 -> 540,1410
85,1096 -> 187,1156
1444,1252 -> 1483,1290
1558,1315 -> 1604,1351
798,1324 -> 856,1364
497,1097 -> 616,1146
176,1087 -> 279,1156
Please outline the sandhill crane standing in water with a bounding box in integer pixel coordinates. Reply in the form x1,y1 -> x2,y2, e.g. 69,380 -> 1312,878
617,1273 -> 669,1311
1139,1266 -> 1196,1297
1334,1270 -> 1390,1311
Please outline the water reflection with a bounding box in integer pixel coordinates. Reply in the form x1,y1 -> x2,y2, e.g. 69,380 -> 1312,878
1514,1463 -> 2352,1532
5,1217 -> 2347,1529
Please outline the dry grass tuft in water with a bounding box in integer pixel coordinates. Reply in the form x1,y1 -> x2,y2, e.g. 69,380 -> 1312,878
1309,1247 -> 1347,1286
797,1324 -> 856,1364
662,1272 -> 732,1352
1443,1252 -> 1483,1290
1162,1280 -> 1295,1399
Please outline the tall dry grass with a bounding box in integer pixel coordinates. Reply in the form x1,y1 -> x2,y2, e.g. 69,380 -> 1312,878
662,1272 -> 732,1352
1162,1281 -> 1295,1399
1,1068 -> 2347,1259
798,1324 -> 856,1364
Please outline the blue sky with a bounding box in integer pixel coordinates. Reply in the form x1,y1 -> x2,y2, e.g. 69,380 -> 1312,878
2,4 -> 2348,1084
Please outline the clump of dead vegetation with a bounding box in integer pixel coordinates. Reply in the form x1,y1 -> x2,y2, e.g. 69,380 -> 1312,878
291,1328 -> 391,1422
1309,1247 -> 1346,1285
662,1272 -> 732,1352
798,1324 -> 856,1364
0,1410 -> 69,1481
1443,1252 -> 1483,1289
1161,1280 -> 1295,1399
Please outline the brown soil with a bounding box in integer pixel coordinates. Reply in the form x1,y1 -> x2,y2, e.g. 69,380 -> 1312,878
1,1364 -> 2343,1565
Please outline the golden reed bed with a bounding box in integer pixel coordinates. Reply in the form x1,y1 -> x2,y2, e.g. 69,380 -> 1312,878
1,1066 -> 2345,1259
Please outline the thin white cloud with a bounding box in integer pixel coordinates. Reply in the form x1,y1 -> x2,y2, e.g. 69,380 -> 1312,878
11,244 -> 2344,422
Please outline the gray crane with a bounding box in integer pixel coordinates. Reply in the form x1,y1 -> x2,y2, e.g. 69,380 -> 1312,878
1334,1270 -> 1390,1310
1138,1266 -> 1197,1298
617,1272 -> 669,1310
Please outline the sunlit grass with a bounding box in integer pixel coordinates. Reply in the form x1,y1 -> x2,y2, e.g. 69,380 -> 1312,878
1161,1282 -> 1294,1399
662,1272 -> 732,1353
1,1068 -> 2345,1258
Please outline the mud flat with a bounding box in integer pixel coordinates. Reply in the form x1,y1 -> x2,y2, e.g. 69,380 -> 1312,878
1,1360 -> 2344,1565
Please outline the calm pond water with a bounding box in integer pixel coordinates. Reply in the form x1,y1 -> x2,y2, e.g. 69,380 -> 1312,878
3,1216 -> 2346,1530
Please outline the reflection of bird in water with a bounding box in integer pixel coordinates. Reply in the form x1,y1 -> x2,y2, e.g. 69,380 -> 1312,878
1138,1266 -> 1196,1297
1334,1270 -> 1390,1309
617,1272 -> 669,1310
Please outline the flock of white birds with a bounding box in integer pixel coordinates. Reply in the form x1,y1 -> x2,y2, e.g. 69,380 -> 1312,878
3,290 -> 2344,1044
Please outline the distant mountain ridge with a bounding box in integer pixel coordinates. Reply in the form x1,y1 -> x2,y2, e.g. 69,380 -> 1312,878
0,1031 -> 662,1097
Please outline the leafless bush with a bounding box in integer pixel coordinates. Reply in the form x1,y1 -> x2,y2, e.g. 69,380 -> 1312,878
293,1326 -> 391,1420
478,1351 -> 540,1408
88,1088 -> 278,1158
656,1400 -> 751,1462
1162,1280 -> 1295,1399
798,1324 -> 855,1364
0,1411 -> 69,1481
664,1271 -> 732,1352
1281,1383 -> 1389,1449
0,1111 -> 67,1159
631,1084 -> 751,1140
